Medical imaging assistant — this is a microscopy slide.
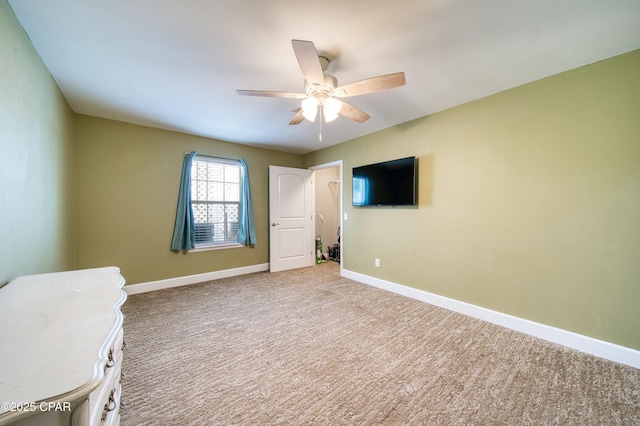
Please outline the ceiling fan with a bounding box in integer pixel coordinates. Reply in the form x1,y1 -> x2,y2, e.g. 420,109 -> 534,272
237,40 -> 406,126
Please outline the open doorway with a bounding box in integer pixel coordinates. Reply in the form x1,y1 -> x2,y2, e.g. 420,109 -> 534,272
311,161 -> 342,270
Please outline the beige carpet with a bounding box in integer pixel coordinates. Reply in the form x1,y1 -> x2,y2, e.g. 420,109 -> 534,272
120,262 -> 640,425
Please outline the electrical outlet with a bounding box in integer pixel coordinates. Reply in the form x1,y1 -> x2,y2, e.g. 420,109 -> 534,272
375,258 -> 380,267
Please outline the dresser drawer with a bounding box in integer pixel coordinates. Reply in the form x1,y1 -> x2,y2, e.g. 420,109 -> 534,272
88,328 -> 125,425
89,363 -> 123,425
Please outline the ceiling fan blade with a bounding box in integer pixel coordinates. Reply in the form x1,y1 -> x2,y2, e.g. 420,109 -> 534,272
237,90 -> 306,99
335,72 -> 406,98
292,39 -> 325,86
289,109 -> 305,125
339,101 -> 371,123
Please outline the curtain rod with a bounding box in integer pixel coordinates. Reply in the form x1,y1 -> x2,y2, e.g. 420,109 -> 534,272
183,151 -> 239,162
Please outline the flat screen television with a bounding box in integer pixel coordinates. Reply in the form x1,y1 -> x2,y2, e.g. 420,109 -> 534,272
352,156 -> 417,207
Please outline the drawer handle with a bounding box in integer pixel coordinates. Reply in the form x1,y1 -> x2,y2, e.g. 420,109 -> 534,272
122,340 -> 129,350
105,398 -> 116,412
105,349 -> 115,368
101,389 -> 117,421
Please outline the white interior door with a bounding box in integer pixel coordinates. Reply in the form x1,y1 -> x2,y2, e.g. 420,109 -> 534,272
269,166 -> 315,272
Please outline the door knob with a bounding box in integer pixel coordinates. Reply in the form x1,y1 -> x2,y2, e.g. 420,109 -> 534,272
271,222 -> 280,227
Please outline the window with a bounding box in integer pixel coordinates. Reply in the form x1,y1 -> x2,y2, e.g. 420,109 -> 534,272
190,156 -> 241,248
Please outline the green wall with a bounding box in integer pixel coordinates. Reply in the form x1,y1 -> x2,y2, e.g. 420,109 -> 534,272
304,49 -> 640,350
74,115 -> 302,284
0,1 -> 75,284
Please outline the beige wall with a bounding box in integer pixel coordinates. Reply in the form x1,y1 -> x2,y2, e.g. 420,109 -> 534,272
0,1 -> 75,284
304,49 -> 640,350
74,115 -> 302,284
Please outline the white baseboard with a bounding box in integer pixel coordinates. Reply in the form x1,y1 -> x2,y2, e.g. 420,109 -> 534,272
124,263 -> 270,295
342,269 -> 640,369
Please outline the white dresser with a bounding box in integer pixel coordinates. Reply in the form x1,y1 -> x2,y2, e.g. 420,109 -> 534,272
0,267 -> 127,426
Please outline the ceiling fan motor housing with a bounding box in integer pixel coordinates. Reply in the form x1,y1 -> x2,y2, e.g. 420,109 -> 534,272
305,73 -> 338,100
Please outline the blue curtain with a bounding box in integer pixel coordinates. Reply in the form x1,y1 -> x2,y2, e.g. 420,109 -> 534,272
170,151 -> 197,252
237,158 -> 257,246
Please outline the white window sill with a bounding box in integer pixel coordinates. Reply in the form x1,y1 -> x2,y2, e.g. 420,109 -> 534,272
189,243 -> 244,252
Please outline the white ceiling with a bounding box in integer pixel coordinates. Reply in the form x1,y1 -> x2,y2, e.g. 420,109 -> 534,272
8,0 -> 640,154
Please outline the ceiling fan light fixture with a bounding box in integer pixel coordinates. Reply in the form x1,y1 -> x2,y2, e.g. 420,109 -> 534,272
301,97 -> 319,122
323,97 -> 341,122
237,40 -> 406,130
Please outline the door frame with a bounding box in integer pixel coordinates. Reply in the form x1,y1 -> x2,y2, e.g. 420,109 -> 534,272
309,160 -> 343,273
